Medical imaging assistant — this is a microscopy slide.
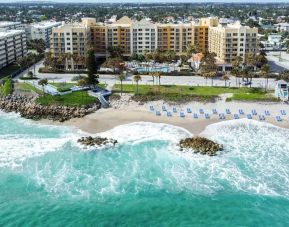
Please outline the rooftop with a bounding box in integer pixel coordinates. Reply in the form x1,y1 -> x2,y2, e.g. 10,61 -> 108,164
0,29 -> 25,39
0,21 -> 21,28
30,21 -> 61,29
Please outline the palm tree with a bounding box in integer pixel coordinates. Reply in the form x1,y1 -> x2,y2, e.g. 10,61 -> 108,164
154,72 -> 161,85
133,75 -> 142,94
117,73 -> 126,96
77,78 -> 89,103
232,56 -> 243,87
260,64 -> 270,91
222,73 -> 230,87
38,78 -> 48,96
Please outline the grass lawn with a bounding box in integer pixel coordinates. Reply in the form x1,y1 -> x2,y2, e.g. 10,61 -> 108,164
36,91 -> 97,107
112,84 -> 277,102
0,64 -> 20,79
49,82 -> 75,92
17,82 -> 44,95
229,93 -> 278,102
50,82 -> 107,92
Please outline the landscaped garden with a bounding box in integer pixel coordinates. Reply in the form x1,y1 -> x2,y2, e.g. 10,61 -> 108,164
112,84 -> 277,102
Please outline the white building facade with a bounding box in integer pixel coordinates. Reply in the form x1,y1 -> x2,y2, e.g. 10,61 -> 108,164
131,19 -> 157,55
0,21 -> 24,31
0,29 -> 27,69
26,21 -> 61,47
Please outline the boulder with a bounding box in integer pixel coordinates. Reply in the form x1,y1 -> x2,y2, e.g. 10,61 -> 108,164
179,137 -> 223,156
77,136 -> 118,147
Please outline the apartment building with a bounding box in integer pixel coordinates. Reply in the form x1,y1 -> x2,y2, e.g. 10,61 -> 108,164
50,20 -> 90,70
0,29 -> 27,69
0,21 -> 24,31
157,23 -> 193,54
26,21 -> 62,47
194,17 -> 219,53
91,23 -> 107,57
131,19 -> 157,54
209,21 -> 258,70
107,16 -> 132,57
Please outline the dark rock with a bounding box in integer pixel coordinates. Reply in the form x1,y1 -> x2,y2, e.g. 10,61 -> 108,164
77,136 -> 118,147
179,137 -> 223,156
0,95 -> 101,122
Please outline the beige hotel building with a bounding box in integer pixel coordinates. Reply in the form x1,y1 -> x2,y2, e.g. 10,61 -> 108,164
49,17 -> 258,71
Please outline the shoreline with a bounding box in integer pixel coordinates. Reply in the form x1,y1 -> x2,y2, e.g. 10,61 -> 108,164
40,94 -> 289,135
41,106 -> 289,136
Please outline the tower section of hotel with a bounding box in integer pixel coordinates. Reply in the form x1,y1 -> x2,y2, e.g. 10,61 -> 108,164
209,21 -> 258,71
106,16 -> 132,59
131,19 -> 157,55
50,19 -> 91,70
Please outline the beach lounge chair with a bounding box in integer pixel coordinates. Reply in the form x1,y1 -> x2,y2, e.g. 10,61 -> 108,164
247,114 -> 252,119
149,105 -> 154,111
233,114 -> 239,119
258,115 -> 265,121
193,113 -> 198,119
180,112 -> 185,118
187,108 -> 192,113
226,109 -> 231,114
162,106 -> 166,111
252,109 -> 257,115
173,107 -> 177,113
205,113 -> 210,119
264,110 -> 270,116
155,111 -> 161,116
238,109 -> 244,115
276,116 -> 282,122
167,112 -> 172,117
219,113 -> 225,119
281,110 -> 286,115
212,108 -> 217,114
199,109 -> 204,114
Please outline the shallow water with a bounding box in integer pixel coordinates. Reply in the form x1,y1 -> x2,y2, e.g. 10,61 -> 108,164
1,112 -> 289,226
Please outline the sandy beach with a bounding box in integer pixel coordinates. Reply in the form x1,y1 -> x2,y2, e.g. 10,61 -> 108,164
48,94 -> 289,135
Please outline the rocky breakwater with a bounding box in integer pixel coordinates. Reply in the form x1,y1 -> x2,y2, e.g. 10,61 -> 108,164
0,95 -> 100,122
179,137 -> 223,156
78,136 -> 118,148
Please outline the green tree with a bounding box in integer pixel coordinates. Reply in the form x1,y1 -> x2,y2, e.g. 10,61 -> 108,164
260,64 -> 270,90
86,49 -> 97,75
222,73 -> 230,87
133,75 -> 141,94
117,73 -> 126,96
38,78 -> 48,96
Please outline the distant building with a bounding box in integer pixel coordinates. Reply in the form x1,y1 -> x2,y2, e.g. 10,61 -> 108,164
0,29 -> 27,69
275,23 -> 289,32
261,34 -> 282,49
0,21 -> 23,31
26,21 -> 62,47
209,21 -> 258,71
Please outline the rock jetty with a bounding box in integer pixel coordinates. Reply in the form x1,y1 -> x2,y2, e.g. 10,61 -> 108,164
0,95 -> 100,122
179,137 -> 223,156
78,136 -> 118,147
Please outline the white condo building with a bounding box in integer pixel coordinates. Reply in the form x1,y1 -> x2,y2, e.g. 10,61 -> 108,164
0,29 -> 27,69
26,21 -> 62,47
0,21 -> 24,31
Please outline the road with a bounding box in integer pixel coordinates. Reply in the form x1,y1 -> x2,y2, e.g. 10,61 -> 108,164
18,61 -> 277,90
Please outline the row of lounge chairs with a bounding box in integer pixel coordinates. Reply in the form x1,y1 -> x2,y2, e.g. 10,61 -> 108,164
150,105 -> 287,116
151,105 -> 287,122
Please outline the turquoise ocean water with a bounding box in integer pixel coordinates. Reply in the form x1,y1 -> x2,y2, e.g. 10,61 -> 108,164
1,111 -> 289,226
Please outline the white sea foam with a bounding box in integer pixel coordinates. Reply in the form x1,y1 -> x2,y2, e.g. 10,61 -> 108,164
97,121 -> 192,143
2,112 -> 289,199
